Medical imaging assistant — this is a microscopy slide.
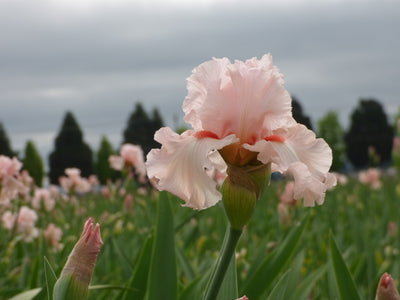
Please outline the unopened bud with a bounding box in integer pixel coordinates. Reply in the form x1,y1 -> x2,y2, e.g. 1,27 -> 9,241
222,162 -> 271,229
376,273 -> 400,300
53,218 -> 103,300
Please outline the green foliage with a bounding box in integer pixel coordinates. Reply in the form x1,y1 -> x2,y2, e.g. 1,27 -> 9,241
95,136 -> 117,185
122,103 -> 164,155
22,140 -> 45,187
329,233 -> 361,300
146,192 -> 178,300
345,98 -> 394,168
0,122 -> 16,157
48,111 -> 93,184
291,97 -> 313,130
318,111 -> 346,171
2,174 -> 400,299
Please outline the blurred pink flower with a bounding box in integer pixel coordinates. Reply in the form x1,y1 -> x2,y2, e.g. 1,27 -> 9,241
332,172 -> 348,186
388,221 -> 397,237
359,168 -> 382,190
109,155 -> 125,171
101,186 -> 111,198
0,156 -> 28,205
146,54 -> 335,210
2,211 -> 14,229
88,175 -> 99,186
393,136 -> 400,152
120,144 -> 147,179
0,156 -> 22,178
2,206 -> 38,242
32,188 -> 55,211
124,194 -> 134,214
236,296 -> 249,300
59,168 -> 91,194
376,273 -> 400,300
279,181 -> 296,206
44,223 -> 63,249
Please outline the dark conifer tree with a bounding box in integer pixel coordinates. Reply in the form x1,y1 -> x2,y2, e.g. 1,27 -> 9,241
48,111 -> 93,184
23,140 -> 45,187
0,122 -> 15,157
95,135 -> 118,185
123,103 -> 164,154
345,98 -> 394,168
291,96 -> 313,130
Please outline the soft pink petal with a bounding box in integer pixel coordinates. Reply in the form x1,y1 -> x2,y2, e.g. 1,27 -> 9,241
245,124 -> 335,206
183,54 -> 292,144
146,127 -> 237,210
245,124 -> 332,175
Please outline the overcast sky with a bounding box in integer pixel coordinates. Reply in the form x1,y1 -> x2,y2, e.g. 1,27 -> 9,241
1,0 -> 399,164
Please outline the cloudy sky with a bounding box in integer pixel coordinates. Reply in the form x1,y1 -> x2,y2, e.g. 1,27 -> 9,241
1,0 -> 399,164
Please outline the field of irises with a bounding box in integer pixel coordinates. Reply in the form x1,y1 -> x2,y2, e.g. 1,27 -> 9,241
1,160 -> 399,300
2,54 -> 400,300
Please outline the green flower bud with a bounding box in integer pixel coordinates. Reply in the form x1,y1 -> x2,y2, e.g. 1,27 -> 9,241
222,162 -> 271,229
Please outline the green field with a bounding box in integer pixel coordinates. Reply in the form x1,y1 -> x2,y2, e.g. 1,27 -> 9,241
1,172 -> 399,299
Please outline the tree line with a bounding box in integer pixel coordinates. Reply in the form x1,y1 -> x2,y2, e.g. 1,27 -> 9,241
0,98 -> 397,187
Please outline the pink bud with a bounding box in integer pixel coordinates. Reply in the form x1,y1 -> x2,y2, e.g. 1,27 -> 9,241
376,273 -> 400,300
59,218 -> 103,286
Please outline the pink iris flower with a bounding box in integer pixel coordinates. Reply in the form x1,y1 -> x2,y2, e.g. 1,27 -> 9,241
146,54 -> 335,210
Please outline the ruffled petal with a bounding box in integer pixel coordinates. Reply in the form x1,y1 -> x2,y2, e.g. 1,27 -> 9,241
287,162 -> 336,206
146,127 -> 238,210
245,124 -> 336,206
183,54 -> 292,144
245,124 -> 332,174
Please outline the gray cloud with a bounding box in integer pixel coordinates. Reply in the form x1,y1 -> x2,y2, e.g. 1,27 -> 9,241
0,0 -> 399,164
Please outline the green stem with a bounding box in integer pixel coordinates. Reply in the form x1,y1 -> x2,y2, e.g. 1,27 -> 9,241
203,226 -> 242,300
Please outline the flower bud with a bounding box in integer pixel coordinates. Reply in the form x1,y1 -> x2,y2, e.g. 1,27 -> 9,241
376,273 -> 400,300
221,162 -> 271,229
53,218 -> 103,300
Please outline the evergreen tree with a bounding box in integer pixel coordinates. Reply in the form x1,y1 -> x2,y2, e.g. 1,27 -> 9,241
318,111 -> 346,171
123,103 -> 164,154
150,108 -> 164,149
22,140 -> 45,187
291,96 -> 313,130
48,111 -> 93,184
0,122 -> 15,157
345,98 -> 394,168
96,136 -> 117,185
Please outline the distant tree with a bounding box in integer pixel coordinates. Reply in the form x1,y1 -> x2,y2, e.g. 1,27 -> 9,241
291,96 -> 313,130
95,136 -> 118,185
123,103 -> 164,154
48,111 -> 93,184
318,111 -> 346,171
22,140 -> 45,187
150,108 -> 164,148
345,98 -> 394,168
0,122 -> 15,157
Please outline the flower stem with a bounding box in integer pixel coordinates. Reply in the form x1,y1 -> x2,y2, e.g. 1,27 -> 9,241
203,226 -> 242,300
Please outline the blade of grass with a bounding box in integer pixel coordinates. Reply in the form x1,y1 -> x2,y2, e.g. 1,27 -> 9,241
329,233 -> 361,300
43,256 -> 57,300
121,234 -> 153,300
146,192 -> 177,300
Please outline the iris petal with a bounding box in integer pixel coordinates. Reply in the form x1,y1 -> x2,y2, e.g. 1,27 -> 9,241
146,127 -> 238,210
